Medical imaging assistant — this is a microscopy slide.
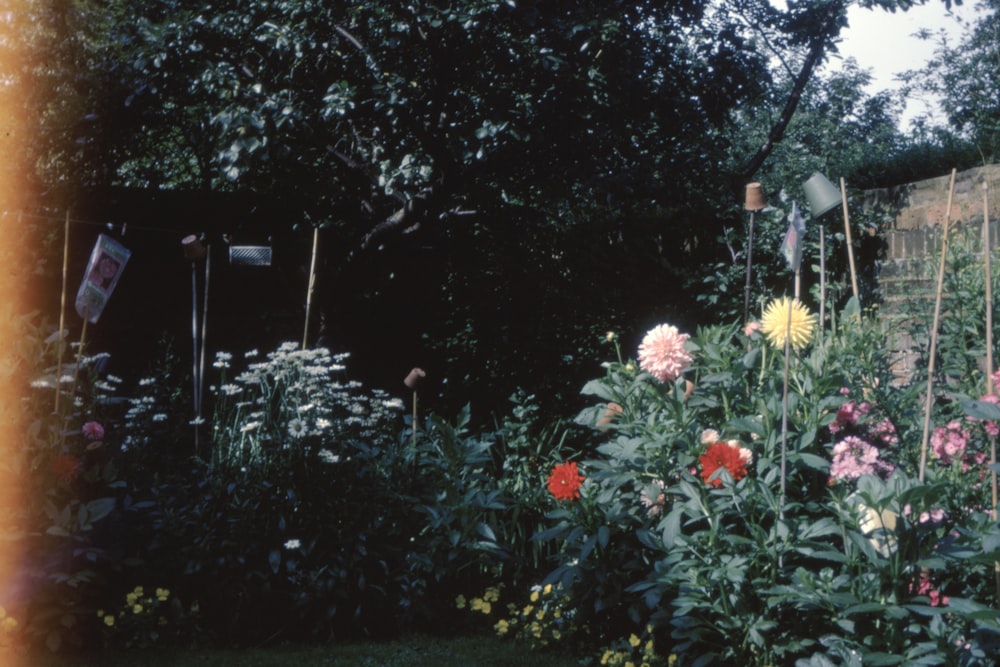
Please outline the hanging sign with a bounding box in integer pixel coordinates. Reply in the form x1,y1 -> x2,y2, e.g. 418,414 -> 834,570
780,201 -> 807,272
75,233 -> 131,323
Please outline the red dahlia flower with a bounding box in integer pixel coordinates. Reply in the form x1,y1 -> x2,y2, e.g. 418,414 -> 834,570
700,441 -> 748,487
51,453 -> 82,484
547,461 -> 585,501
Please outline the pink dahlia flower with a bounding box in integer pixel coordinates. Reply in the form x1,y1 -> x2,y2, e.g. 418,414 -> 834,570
82,421 -> 105,441
637,324 -> 692,383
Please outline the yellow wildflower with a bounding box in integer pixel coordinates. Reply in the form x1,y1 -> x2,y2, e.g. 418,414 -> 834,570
455,594 -> 466,609
530,591 -> 539,602
494,619 -> 509,636
629,633 -> 641,648
103,615 -> 115,627
536,609 -> 545,620
156,588 -> 170,601
543,584 -> 553,595
483,587 -> 500,602
132,604 -> 143,614
760,296 -> 816,350
522,604 -> 533,617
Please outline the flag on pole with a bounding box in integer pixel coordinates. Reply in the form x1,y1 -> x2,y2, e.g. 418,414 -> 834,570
780,201 -> 807,272
75,233 -> 131,323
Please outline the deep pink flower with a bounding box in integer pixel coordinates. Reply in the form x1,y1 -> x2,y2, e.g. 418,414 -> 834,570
82,421 -> 105,441
930,422 -> 969,465
637,324 -> 693,383
700,441 -> 748,487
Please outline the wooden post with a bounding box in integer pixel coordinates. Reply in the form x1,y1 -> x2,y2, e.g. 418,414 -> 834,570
918,168 -> 958,482
55,210 -> 70,413
302,227 -> 319,351
743,211 -> 756,325
840,178 -> 860,303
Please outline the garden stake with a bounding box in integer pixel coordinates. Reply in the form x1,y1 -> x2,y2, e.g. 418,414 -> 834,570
743,182 -> 767,325
982,180 -> 1000,602
55,209 -> 69,414
302,226 -> 319,350
918,168 -> 957,482
840,178 -> 860,304
778,293 -> 794,570
182,235 -> 209,454
404,368 -> 426,468
62,305 -> 90,449
743,209 -> 756,326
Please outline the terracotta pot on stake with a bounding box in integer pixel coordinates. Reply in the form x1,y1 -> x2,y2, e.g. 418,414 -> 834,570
743,183 -> 767,325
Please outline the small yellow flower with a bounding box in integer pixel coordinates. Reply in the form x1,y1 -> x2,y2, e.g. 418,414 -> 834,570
536,609 -> 545,620
522,604 -> 533,617
552,629 -> 561,640
668,655 -> 678,666
543,584 -> 553,595
494,619 -> 509,635
156,588 -> 170,601
480,602 -> 492,615
530,591 -> 539,602
606,331 -> 617,343
625,662 -> 636,667
601,650 -> 613,665
760,296 -> 816,349
629,633 -> 641,648
455,594 -> 466,609
645,639 -> 654,653
103,615 -> 115,627
132,604 -> 143,614
470,597 -> 485,612
483,587 -> 500,603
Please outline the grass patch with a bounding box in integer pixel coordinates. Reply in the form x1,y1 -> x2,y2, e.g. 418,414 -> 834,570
30,633 -> 584,667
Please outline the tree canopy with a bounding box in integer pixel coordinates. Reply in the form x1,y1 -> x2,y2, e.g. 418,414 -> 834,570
9,0 -> 983,416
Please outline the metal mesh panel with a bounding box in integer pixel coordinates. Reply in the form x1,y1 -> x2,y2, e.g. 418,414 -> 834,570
229,245 -> 272,266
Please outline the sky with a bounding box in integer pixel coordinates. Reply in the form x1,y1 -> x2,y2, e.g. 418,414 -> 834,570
830,0 -> 986,128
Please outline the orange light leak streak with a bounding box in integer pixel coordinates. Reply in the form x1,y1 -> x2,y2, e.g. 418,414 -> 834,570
1,2 -> 34,664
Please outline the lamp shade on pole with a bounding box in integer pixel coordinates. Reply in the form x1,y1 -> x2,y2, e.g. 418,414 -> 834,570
803,172 -> 842,217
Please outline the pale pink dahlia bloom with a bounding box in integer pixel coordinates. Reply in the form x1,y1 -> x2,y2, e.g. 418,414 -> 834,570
637,324 -> 692,383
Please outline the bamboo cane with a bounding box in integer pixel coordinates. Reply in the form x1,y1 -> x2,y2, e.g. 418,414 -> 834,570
195,245 -> 210,456
818,221 -> 826,338
55,210 -> 70,413
980,180 -> 1000,603
303,227 -> 319,351
840,178 -> 860,303
918,168 -> 958,482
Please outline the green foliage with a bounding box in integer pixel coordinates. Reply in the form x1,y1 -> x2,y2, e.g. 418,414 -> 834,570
528,300 -> 1000,666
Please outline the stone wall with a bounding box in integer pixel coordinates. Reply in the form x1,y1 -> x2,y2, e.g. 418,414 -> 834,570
865,164 -> 1000,382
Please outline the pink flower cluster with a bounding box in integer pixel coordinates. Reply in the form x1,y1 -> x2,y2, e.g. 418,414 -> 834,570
910,573 -> 949,607
637,324 -> 693,383
827,393 -> 897,484
829,400 -> 870,435
829,436 -> 894,482
930,421 -> 970,466
968,392 -> 1000,437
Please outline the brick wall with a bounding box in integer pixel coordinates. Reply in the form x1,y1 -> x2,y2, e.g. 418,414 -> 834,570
865,164 -> 1000,382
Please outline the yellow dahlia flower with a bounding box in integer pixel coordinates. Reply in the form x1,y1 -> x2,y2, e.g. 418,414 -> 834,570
760,297 -> 816,350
